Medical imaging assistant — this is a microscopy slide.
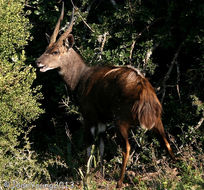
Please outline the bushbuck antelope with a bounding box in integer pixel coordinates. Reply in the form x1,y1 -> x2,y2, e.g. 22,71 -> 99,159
36,2 -> 175,188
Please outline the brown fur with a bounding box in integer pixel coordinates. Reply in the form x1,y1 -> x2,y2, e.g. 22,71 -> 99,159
77,65 -> 161,128
36,4 -> 175,187
37,47 -> 175,187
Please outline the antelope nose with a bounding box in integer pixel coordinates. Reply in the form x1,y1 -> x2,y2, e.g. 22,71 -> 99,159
36,59 -> 41,66
36,59 -> 40,64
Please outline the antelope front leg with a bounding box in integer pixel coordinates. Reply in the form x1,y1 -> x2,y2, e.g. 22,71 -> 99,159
117,121 -> 130,188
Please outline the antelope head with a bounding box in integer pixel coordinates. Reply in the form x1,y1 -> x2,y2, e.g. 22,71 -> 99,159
36,2 -> 75,72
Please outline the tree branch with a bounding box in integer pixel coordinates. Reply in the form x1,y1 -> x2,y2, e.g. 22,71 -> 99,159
100,32 -> 109,53
70,0 -> 95,33
129,40 -> 136,64
77,11 -> 95,33
176,62 -> 181,102
134,18 -> 163,43
161,44 -> 182,103
129,18 -> 163,65
195,116 -> 204,130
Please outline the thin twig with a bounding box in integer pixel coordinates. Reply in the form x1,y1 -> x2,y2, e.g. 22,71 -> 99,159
65,122 -> 72,141
176,62 -> 181,102
129,40 -> 136,64
97,32 -> 109,60
77,11 -> 95,32
71,0 -> 95,32
100,32 -> 109,53
129,18 -> 162,65
70,0 -> 75,7
195,116 -> 204,130
134,18 -> 163,43
101,32 -> 109,53
131,129 -> 140,147
161,44 -> 182,103
143,46 -> 153,66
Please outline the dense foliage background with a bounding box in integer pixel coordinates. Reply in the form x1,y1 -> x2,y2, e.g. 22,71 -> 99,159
0,0 -> 203,189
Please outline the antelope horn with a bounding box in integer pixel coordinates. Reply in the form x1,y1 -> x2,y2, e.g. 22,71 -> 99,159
49,1 -> 65,46
57,8 -> 75,45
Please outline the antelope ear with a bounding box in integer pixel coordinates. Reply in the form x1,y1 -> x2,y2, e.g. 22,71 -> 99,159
64,34 -> 74,48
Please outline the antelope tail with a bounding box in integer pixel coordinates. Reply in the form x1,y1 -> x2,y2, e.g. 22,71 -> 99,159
132,86 -> 162,130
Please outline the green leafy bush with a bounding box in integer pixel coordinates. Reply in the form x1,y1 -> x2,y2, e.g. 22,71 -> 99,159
0,0 -> 50,186
0,0 -> 31,60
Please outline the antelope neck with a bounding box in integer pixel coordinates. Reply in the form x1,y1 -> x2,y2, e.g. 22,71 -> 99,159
58,48 -> 90,91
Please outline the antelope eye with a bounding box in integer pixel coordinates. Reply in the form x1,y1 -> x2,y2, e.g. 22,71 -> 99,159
52,51 -> 59,55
